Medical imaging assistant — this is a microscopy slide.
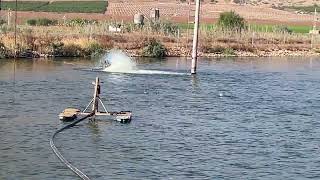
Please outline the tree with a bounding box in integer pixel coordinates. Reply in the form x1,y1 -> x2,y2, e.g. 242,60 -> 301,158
217,11 -> 247,32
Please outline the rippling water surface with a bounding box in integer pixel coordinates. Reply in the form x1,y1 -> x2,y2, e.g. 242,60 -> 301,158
0,57 -> 320,179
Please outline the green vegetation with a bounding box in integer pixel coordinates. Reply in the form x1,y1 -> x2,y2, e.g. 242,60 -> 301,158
223,48 -> 236,56
0,1 -> 107,13
37,1 -> 108,13
177,23 -> 215,31
0,1 -> 49,11
0,19 -> 6,26
143,39 -> 166,57
65,18 -> 97,26
0,42 -> 6,59
280,5 -> 319,14
120,21 -> 180,36
85,42 -> 103,56
178,23 -> 311,34
26,18 -> 58,26
149,21 -> 179,36
217,11 -> 247,32
287,25 -> 312,33
249,24 -> 311,33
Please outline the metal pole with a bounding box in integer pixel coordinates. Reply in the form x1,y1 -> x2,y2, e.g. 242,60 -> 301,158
92,77 -> 99,113
14,0 -> 17,58
191,0 -> 200,74
311,8 -> 317,49
313,8 -> 317,31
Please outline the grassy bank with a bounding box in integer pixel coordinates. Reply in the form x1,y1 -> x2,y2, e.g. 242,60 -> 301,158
1,20 -> 320,58
1,1 -> 108,13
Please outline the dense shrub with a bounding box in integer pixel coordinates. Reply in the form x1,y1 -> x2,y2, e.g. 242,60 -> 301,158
37,18 -> 57,26
85,42 -> 103,56
51,41 -> 64,56
26,18 -> 57,26
143,39 -> 166,57
26,19 -> 37,26
273,25 -> 293,34
217,11 -> 247,32
61,44 -> 82,57
0,19 -> 6,26
149,21 -> 179,36
0,42 -> 7,58
202,45 -> 225,54
223,48 -> 236,56
65,18 -> 97,26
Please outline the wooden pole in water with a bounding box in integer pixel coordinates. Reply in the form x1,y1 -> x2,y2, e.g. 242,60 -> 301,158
191,0 -> 201,74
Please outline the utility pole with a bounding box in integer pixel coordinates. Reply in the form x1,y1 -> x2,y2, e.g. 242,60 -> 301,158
0,0 -> 2,24
14,0 -> 17,58
311,7 -> 317,49
313,8 -> 317,31
191,0 -> 201,74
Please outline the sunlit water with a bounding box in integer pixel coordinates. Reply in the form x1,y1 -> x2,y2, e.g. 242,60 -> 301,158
0,57 -> 320,179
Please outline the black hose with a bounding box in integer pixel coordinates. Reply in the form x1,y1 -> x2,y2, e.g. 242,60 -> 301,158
50,112 -> 94,180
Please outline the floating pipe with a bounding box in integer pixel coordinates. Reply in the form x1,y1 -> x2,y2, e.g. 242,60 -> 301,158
50,112 -> 94,180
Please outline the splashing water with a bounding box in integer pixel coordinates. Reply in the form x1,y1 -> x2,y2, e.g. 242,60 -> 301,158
102,50 -> 137,73
101,50 -> 188,75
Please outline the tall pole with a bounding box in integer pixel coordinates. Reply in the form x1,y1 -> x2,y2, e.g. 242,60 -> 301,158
313,8 -> 317,31
14,0 -> 17,58
311,7 -> 317,49
191,0 -> 201,74
92,77 -> 99,113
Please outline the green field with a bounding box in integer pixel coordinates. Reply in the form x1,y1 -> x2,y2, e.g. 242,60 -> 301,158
1,1 -> 49,11
249,24 -> 312,34
0,1 -> 107,13
178,23 -> 312,34
280,5 -> 319,14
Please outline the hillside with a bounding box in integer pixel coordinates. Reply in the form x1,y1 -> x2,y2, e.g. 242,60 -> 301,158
106,0 -> 316,25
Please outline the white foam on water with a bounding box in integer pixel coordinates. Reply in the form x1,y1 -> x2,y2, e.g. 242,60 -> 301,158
102,50 -> 137,73
101,50 -> 188,75
129,70 -> 187,75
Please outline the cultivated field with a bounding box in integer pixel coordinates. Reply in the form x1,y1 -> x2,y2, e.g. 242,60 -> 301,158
0,0 -> 318,25
0,1 -> 108,13
106,2 -> 315,25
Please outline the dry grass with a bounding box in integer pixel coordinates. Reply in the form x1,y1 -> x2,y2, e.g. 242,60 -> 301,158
1,23 -> 320,58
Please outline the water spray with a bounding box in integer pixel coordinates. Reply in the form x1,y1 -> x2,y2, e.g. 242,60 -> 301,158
96,50 -> 188,75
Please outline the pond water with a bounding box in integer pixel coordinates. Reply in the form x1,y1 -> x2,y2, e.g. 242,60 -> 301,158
0,57 -> 320,179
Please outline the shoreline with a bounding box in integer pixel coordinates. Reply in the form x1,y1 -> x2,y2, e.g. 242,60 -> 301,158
2,49 -> 319,60
127,49 -> 320,58
1,26 -> 320,59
